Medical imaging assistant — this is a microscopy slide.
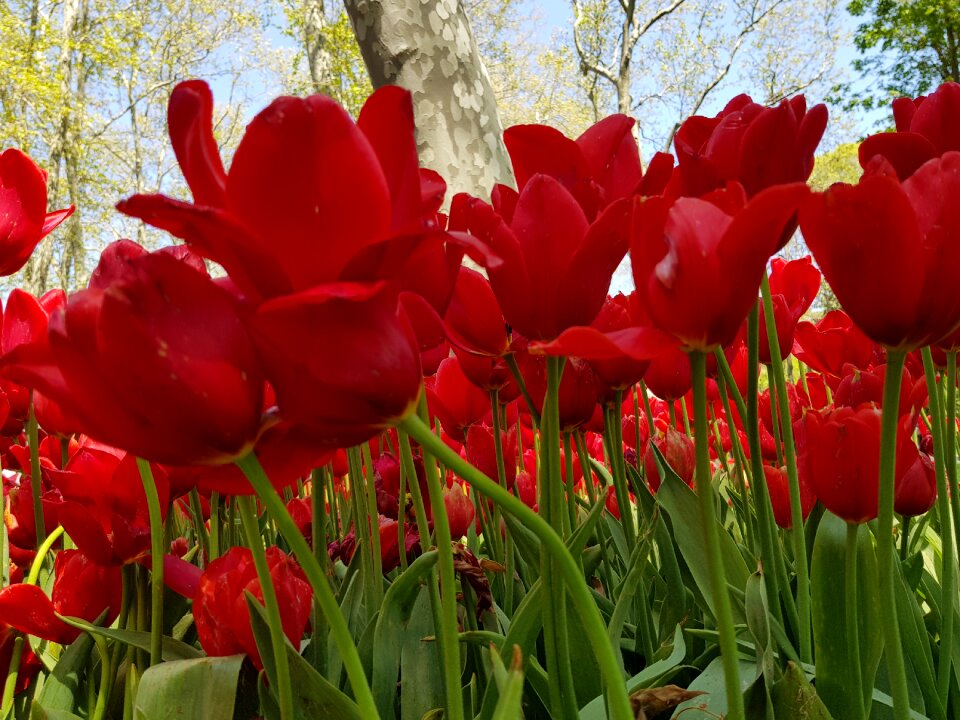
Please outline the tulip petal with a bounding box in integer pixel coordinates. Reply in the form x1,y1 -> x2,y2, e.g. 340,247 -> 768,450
531,325 -> 677,360
167,80 -> 227,207
0,584 -> 73,643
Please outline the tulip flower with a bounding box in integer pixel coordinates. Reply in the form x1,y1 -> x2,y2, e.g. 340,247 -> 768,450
0,149 -> 74,276
193,546 -> 312,670
800,152 -> 960,351
758,256 -> 821,363
643,427 -> 695,491
443,482 -> 476,539
670,93 -> 828,201
793,310 -> 877,383
632,182 -> 808,351
763,464 -> 816,529
795,405 -> 917,524
895,454 -> 937,517
859,82 -> 960,180
427,356 -> 491,443
0,550 -> 122,643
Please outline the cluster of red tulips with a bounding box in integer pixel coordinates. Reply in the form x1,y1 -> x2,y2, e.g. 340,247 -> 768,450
0,76 -> 959,720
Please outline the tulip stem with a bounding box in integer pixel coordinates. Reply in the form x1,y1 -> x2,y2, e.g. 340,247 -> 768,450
135,459 -> 165,668
236,495 -> 295,720
742,308 -> 796,640
877,350 -> 911,720
690,351 -> 744,720
399,412 -> 634,720
0,634 -> 25,716
416,395 -> 466,720
920,348 -> 956,702
27,395 -> 46,550
760,274 -> 811,664
845,522 -> 865,720
235,453 -> 380,718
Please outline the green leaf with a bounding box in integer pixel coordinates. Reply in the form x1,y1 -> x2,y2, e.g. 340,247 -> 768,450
35,632 -> 94,712
57,615 -> 202,661
400,587 -> 444,720
490,645 -> 524,720
247,599 -> 365,719
811,513 -> 882,720
580,625 -> 686,719
372,550 -> 438,719
133,655 -> 244,720
670,656 -> 757,718
771,662 -> 834,719
655,459 -> 750,623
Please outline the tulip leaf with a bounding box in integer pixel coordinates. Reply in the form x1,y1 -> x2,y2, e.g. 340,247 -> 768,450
35,630 -> 94,712
811,512 -> 882,720
654,458 -> 750,623
133,655 -> 244,720
57,615 -> 202,661
670,655 -> 757,718
770,662 -> 834,719
490,645 -> 525,720
246,597 -> 365,719
400,586 -> 445,720
28,703 -> 83,720
372,550 -> 439,719
579,625 -> 686,719
892,556 -> 943,720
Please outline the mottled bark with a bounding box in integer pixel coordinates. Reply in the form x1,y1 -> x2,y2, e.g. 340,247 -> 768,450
304,0 -> 334,93
344,0 -> 515,200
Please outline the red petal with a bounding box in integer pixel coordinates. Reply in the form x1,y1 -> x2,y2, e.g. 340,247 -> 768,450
0,584 -> 73,643
168,80 -> 227,206
532,325 -> 677,360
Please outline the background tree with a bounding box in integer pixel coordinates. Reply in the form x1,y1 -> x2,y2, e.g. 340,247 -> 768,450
343,0 -> 515,199
847,0 -> 959,111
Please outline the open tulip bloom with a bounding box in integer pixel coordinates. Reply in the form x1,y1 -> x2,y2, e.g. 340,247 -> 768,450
2,78 -> 960,720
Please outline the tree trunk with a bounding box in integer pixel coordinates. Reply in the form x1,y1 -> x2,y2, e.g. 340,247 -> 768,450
304,0 -> 334,94
344,0 -> 515,200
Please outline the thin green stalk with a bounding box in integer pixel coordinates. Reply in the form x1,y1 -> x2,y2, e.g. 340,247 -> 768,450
416,396 -> 465,720
876,349 -> 911,720
945,353 -> 960,633
135,459 -> 165,668
346,447 -> 378,611
543,357 -> 577,720
399,413 -> 633,720
235,453 -> 379,718
690,351 -> 744,720
760,276 -> 810,663
606,399 -> 636,546
188,488 -> 209,567
716,372 -> 756,553
899,515 -> 911,562
506,353 -> 540,426
361,443 -> 385,601
0,635 -> 25,715
310,468 -> 330,675
27,395 -> 45,549
741,308 -> 795,635
209,492 -> 221,560
236,496 -> 295,720
921,348 -> 955,702
398,430 -> 432,554
638,381 -> 656,436
846,523 -> 865,720
91,632 -> 111,720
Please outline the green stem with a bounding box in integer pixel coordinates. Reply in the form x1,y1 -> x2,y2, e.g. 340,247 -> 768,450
845,523 -> 865,720
690,351 -> 744,720
742,307 -> 796,636
361,443 -> 385,601
876,349 -> 911,720
0,635 -> 25,715
26,525 -> 64,584
135,459 -> 165,668
27,395 -> 45,550
235,453 -> 379,718
416,400 -> 465,720
398,431 -> 432,554
188,488 -> 210,567
90,632 -> 111,720
920,348 -> 955,703
236,496 -> 295,720
399,413 -> 633,720
760,275 -> 810,663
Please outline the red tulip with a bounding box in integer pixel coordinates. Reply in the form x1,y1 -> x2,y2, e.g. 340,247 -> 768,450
503,116 -> 673,218
796,405 -> 917,524
1,242 -> 265,466
427,356 -> 491,443
763,464 -> 816,529
800,152 -> 960,351
643,345 -> 693,402
516,349 -> 599,431
759,256 -> 821,363
793,310 -> 877,382
193,546 -> 312,670
644,427 -> 695,491
670,94 -> 827,201
631,182 -> 808,351
0,550 -> 122,643
464,423 -> 517,490
0,149 -> 73,276
451,176 -> 631,342
859,82 -> 960,180
0,623 -> 41,696
443,482 -> 476,539
895,453 -> 937,517
834,363 -> 927,418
